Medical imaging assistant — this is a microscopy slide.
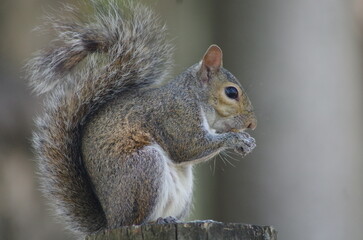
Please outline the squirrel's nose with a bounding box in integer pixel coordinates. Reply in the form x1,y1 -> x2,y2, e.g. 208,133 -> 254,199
246,118 -> 257,130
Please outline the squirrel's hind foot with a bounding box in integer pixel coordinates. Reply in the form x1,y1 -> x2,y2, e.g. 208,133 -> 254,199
154,216 -> 180,224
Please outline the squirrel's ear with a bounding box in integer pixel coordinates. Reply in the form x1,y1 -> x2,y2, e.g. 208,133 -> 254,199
200,44 -> 223,82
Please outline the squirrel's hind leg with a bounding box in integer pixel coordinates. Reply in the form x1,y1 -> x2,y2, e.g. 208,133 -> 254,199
93,145 -> 165,229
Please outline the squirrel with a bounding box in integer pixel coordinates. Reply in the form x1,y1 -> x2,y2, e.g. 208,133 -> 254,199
26,0 -> 257,238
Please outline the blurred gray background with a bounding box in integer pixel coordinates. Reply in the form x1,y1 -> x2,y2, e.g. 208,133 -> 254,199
1,0 -> 363,239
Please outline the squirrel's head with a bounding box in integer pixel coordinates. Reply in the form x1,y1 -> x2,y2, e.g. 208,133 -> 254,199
198,45 -> 257,134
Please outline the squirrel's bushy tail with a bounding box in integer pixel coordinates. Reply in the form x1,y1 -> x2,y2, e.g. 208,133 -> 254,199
27,1 -> 173,235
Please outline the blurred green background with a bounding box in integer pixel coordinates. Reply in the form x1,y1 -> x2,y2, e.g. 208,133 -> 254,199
1,0 -> 363,239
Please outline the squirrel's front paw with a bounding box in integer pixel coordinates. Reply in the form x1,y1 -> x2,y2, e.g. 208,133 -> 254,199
233,132 -> 256,156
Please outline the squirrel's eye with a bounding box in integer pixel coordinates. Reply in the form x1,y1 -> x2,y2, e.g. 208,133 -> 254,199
225,86 -> 239,99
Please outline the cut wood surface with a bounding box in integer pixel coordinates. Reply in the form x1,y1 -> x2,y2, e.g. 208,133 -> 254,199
86,220 -> 277,240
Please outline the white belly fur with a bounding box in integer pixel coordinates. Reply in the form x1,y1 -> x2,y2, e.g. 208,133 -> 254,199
146,144 -> 193,221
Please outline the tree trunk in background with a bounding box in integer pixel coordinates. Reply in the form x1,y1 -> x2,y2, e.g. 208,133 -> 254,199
215,1 -> 363,240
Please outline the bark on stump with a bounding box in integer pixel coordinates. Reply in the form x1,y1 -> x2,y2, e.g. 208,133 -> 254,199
86,220 -> 277,240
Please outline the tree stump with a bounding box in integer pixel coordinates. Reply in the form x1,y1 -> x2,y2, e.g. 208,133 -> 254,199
86,220 -> 277,240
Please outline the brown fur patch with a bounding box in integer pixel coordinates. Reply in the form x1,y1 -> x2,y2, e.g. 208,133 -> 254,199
100,122 -> 152,158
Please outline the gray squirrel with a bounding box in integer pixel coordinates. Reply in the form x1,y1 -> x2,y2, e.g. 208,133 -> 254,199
27,1 -> 257,238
